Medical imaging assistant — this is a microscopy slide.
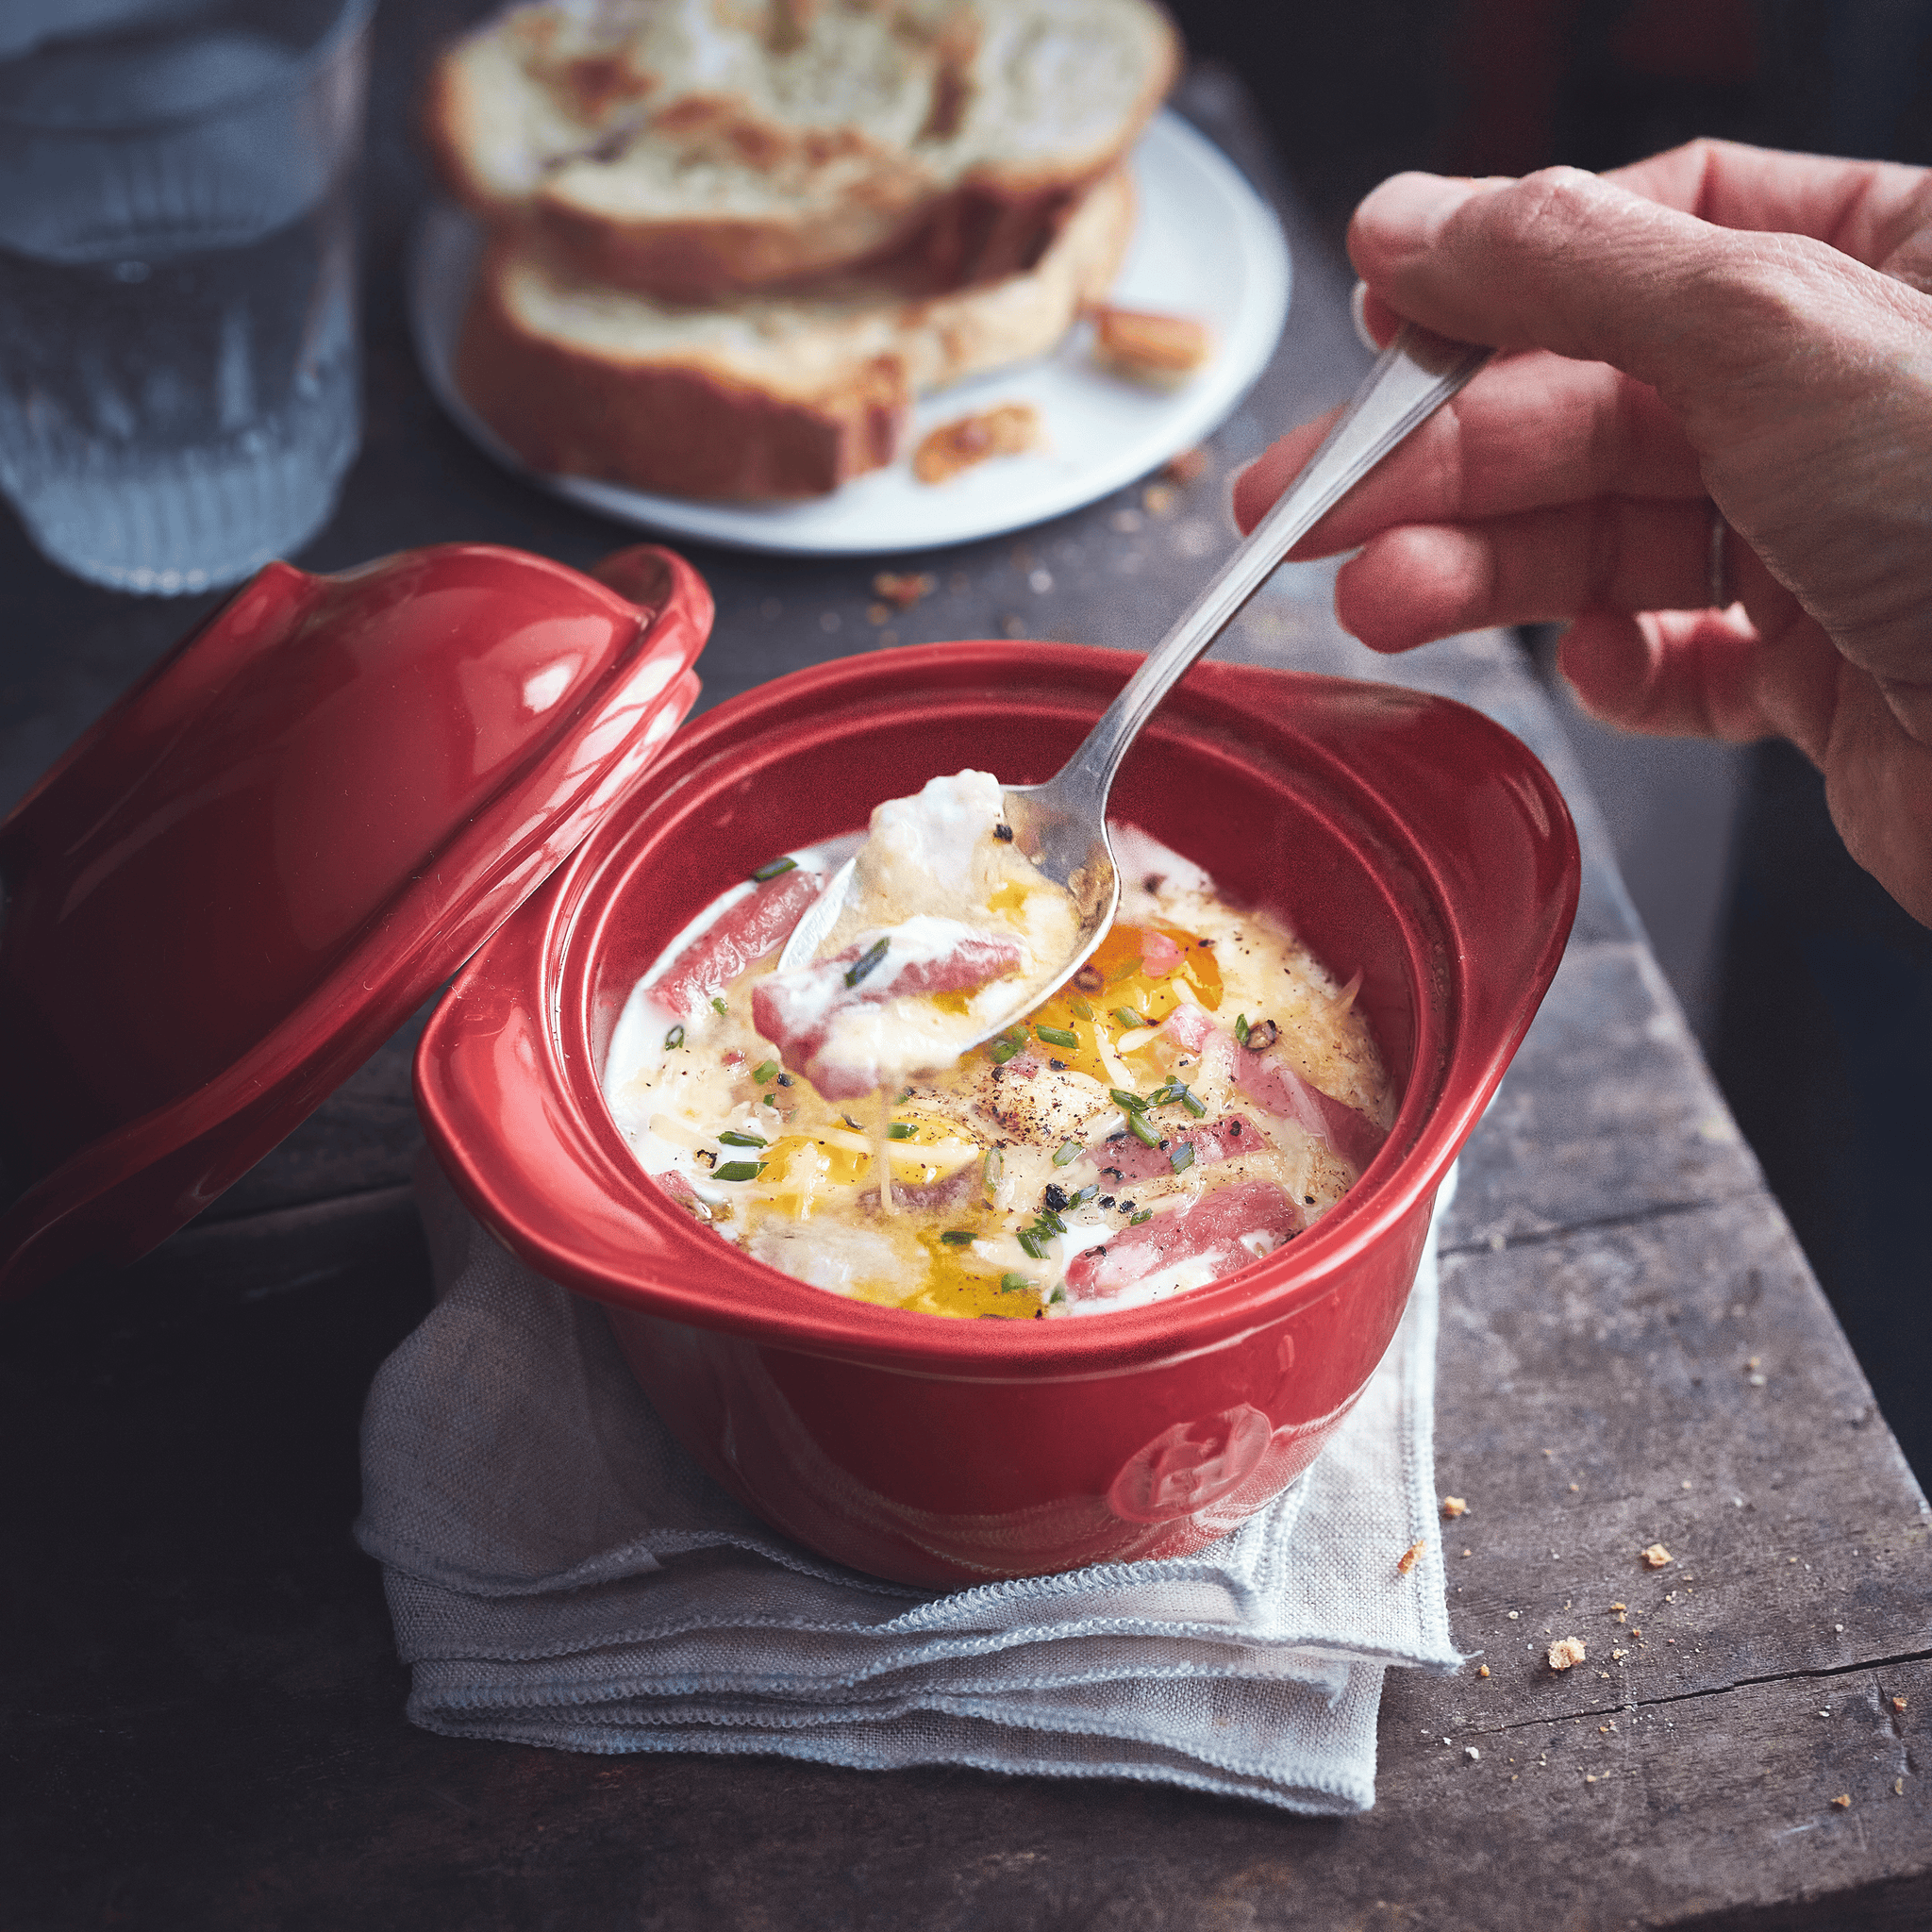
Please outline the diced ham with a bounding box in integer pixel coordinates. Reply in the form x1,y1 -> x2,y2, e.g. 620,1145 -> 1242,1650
1158,1002 -> 1386,1172
752,926 -> 1024,1099
1063,1180 -> 1302,1299
1095,1113 -> 1261,1184
1140,928 -> 1183,974
1161,1003 -> 1213,1053
869,1161 -> 979,1214
1232,1048 -> 1388,1173
650,870 -> 823,1018
650,1169 -> 711,1220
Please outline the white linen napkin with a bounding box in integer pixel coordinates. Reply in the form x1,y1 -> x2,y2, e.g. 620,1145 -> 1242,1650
355,1159 -> 1461,1813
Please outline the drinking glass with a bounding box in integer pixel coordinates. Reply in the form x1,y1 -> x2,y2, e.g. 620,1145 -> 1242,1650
0,0 -> 373,594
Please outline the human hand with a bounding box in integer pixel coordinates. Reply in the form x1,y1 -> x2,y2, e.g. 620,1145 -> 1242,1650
1232,140 -> 1932,924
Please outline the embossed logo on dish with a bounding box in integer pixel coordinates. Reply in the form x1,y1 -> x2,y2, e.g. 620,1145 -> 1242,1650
1108,1404 -> 1273,1523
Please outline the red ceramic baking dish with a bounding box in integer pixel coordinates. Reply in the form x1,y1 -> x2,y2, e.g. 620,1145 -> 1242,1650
415,641 -> 1579,1587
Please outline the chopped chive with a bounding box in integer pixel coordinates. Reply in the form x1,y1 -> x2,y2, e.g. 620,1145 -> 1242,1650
752,1059 -> 780,1083
711,996 -> 728,1016
1000,1273 -> 1033,1293
1112,1007 -> 1145,1030
842,1114 -> 864,1131
988,1039 -> 1024,1065
1069,998 -> 1094,1021
1070,1184 -> 1099,1206
1179,1087 -> 1208,1117
664,1024 -> 686,1049
761,1092 -> 778,1107
1130,1209 -> 1153,1225
1037,1211 -> 1068,1236
1234,1012 -> 1250,1046
1017,1231 -> 1046,1260
751,856 -> 798,881
1125,1113 -> 1161,1149
1108,1088 -> 1147,1114
941,1230 -> 975,1245
886,1122 -> 917,1141
844,937 -> 890,988
713,1160 -> 766,1182
1036,1024 -> 1079,1049
718,1130 -> 768,1148
1052,1141 -> 1082,1167
1049,1287 -> 1067,1305
982,1150 -> 1004,1186
1006,1026 -> 1030,1044
1170,1142 -> 1196,1174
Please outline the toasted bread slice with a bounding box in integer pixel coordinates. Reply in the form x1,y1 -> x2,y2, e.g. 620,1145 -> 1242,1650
455,163 -> 1133,500
425,0 -> 1175,297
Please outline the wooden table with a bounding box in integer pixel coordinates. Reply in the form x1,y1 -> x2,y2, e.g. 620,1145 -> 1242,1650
4,19 -> 1928,1928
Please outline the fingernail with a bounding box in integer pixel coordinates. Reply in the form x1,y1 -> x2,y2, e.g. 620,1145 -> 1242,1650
1358,172 -> 1487,245
1349,281 -> 1377,353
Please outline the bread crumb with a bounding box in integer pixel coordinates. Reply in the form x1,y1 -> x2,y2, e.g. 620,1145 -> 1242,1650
1584,1773 -> 1598,1784
1089,305 -> 1213,387
912,404 -> 1041,485
1547,1637 -> 1587,1671
1609,1602 -> 1626,1614
1476,1664 -> 1491,1678
1396,1538 -> 1425,1576
1831,1793 -> 1852,1809
1568,1482 -> 1579,1492
1463,1744 -> 1480,1761
1893,1695 -> 1909,1713
1611,1649 -> 1627,1660
1897,1778 -> 1907,1796
871,570 -> 936,609
1142,482 -> 1177,516
1641,1543 -> 1673,1569
1162,445 -> 1208,485
1441,1495 -> 1468,1518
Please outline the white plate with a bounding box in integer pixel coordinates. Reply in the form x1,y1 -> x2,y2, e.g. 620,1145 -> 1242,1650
408,110 -> 1290,558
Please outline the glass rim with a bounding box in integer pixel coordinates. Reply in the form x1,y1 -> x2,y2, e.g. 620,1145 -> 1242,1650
0,0 -> 375,135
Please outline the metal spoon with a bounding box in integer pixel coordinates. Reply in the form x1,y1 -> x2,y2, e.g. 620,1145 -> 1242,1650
776,323 -> 1491,1023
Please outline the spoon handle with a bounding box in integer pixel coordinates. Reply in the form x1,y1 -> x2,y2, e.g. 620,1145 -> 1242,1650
1050,323 -> 1491,807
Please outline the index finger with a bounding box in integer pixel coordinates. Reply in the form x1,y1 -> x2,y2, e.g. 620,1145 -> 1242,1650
1231,347 -> 1700,541
1604,138 -> 1932,270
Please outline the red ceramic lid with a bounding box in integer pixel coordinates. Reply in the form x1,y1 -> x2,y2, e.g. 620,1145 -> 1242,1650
0,541 -> 711,1297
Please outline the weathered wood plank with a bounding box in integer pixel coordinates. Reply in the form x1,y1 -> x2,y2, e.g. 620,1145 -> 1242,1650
1447,940 -> 1765,1248
1373,1659 -> 1932,1931
1431,1195 -> 1929,1721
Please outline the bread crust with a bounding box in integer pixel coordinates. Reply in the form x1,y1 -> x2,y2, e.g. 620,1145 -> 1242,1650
457,252 -> 909,499
425,0 -> 1177,300
454,166 -> 1135,501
